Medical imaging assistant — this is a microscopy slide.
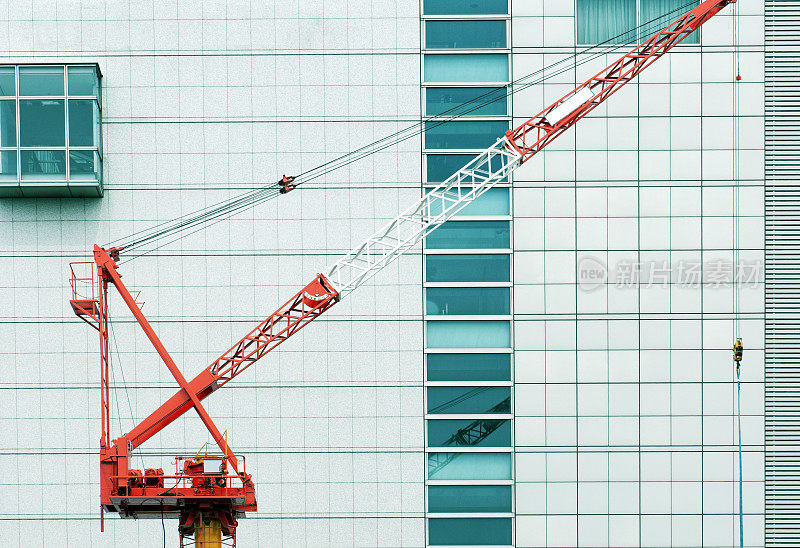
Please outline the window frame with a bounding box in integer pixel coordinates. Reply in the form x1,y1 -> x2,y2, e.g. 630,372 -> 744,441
0,63 -> 102,196
423,18 -> 510,51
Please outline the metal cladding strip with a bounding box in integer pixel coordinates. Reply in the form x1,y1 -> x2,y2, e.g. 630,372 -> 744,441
765,1 -> 800,545
323,138 -> 521,296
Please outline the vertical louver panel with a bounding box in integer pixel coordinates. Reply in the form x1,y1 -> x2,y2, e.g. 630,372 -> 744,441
766,2 -> 800,546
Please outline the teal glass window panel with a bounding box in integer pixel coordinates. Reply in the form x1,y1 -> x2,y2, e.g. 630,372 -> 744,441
19,66 -> 64,96
0,100 -> 16,147
423,0 -> 508,15
427,220 -> 510,249
69,150 -> 99,180
0,151 -> 17,180
424,54 -> 509,83
427,418 -> 511,446
21,150 -> 66,179
641,0 -> 699,44
20,99 -> 65,147
425,20 -> 507,49
428,452 -> 512,480
427,188 -> 509,216
426,154 -> 509,183
425,120 -> 508,149
426,87 -> 506,116
68,66 -> 100,96
0,67 -> 14,96
426,287 -> 510,315
427,353 -> 511,381
426,255 -> 510,282
427,386 -> 510,414
577,0 -> 636,45
68,100 -> 97,146
429,485 -> 512,513
429,518 -> 512,545
427,320 -> 510,348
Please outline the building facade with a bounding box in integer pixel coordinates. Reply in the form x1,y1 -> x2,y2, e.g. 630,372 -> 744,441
0,0 -> 768,546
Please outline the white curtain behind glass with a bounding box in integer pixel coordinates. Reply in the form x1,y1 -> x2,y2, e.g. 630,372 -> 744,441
641,0 -> 700,44
577,0 -> 637,44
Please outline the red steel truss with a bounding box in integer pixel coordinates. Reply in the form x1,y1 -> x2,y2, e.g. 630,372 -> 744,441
69,1 -> 734,544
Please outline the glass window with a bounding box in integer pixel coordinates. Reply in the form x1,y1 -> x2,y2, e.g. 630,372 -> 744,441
426,87 -> 506,116
426,255 -> 510,282
68,100 -> 98,146
19,66 -> 64,96
0,100 -> 16,147
0,67 -> 14,96
68,66 -> 100,96
429,518 -> 512,545
21,150 -> 66,179
0,151 -> 17,180
69,150 -> 100,180
20,100 -> 65,147
577,0 -> 636,45
427,287 -> 510,315
423,0 -> 508,15
425,120 -> 508,149
428,386 -> 510,414
426,20 -> 507,49
428,418 -> 511,446
429,485 -> 512,513
427,353 -> 511,381
427,320 -> 511,348
427,220 -> 510,249
426,153 -> 509,183
428,452 -> 512,480
641,0 -> 699,44
427,188 -> 509,217
424,54 -> 509,83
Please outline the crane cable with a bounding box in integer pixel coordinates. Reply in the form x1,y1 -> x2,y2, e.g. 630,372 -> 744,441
104,1 -> 700,259
732,1 -> 744,545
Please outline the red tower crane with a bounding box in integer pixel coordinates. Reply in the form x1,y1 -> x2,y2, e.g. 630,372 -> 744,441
68,1 -> 734,545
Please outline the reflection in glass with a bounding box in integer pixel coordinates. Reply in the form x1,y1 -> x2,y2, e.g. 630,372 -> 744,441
429,485 -> 512,512
426,20 -> 507,49
68,100 -> 97,146
424,54 -> 509,83
0,100 -> 16,147
68,66 -> 100,96
0,67 -> 14,96
427,221 -> 510,249
429,518 -> 512,546
427,320 -> 510,348
427,452 -> 511,480
427,418 -> 511,446
423,0 -> 508,15
426,287 -> 510,315
425,120 -> 509,149
427,386 -> 510,414
0,151 -> 17,180
426,255 -> 510,282
19,66 -> 64,96
426,87 -> 506,116
427,353 -> 510,381
20,99 -> 65,146
21,150 -> 66,179
69,151 -> 98,180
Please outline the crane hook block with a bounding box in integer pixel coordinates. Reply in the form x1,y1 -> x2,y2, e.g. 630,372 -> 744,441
278,174 -> 296,194
733,338 -> 743,363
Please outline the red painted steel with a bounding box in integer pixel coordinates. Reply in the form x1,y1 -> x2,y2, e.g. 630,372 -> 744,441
69,1 -> 733,543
